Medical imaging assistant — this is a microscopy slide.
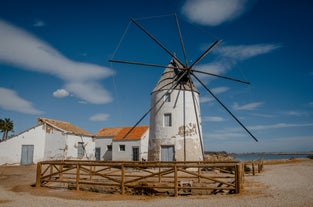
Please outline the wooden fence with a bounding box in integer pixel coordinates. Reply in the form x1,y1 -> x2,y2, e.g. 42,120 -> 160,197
36,160 -> 243,196
243,159 -> 264,176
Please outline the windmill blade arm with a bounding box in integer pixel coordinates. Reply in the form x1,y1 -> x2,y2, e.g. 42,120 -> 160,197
190,40 -> 222,68
175,14 -> 188,66
192,73 -> 258,142
188,75 -> 205,159
131,18 -> 185,67
192,69 -> 250,85
109,59 -> 179,70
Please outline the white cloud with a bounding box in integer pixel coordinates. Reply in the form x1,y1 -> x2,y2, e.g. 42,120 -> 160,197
233,102 -> 263,110
53,89 -> 69,98
203,116 -> 225,122
215,44 -> 281,60
200,87 -> 229,103
89,113 -> 110,121
0,87 -> 43,114
200,96 -> 213,103
182,0 -> 250,26
0,19 -> 114,104
194,62 -> 229,83
283,110 -> 309,117
250,122 -> 313,131
33,20 -> 45,27
212,86 -> 229,94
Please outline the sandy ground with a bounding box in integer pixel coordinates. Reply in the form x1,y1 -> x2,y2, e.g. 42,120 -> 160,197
0,159 -> 312,207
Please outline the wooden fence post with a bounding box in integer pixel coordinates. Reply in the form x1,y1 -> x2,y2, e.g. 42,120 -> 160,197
36,162 -> 42,187
121,164 -> 125,195
174,165 -> 178,197
252,161 -> 255,176
76,164 -> 80,191
235,163 -> 242,193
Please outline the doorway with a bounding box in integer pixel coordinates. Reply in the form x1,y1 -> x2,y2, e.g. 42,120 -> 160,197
132,147 -> 139,161
161,145 -> 175,161
21,145 -> 34,165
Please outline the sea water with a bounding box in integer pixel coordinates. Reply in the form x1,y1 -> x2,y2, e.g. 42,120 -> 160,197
233,154 -> 310,161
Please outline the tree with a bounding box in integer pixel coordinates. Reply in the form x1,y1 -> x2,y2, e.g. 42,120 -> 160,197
0,118 -> 14,141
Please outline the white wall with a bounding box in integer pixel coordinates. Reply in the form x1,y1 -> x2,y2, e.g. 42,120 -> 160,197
112,140 -> 141,161
0,125 -> 46,165
44,125 -> 67,160
95,137 -> 112,160
140,129 -> 149,161
149,90 -> 203,161
66,134 -> 95,160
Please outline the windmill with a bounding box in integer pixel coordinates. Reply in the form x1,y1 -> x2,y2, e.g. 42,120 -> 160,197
110,14 -> 258,162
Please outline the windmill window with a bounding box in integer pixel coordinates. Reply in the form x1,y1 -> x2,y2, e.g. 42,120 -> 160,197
164,113 -> 172,127
107,145 -> 112,151
164,93 -> 171,102
119,145 -> 125,151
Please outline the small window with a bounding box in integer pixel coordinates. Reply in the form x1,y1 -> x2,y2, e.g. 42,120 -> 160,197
119,145 -> 125,151
107,145 -> 112,151
164,93 -> 171,102
77,142 -> 84,158
164,113 -> 172,127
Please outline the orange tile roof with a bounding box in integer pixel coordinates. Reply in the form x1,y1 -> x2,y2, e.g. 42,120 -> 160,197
96,127 -> 125,137
38,117 -> 94,137
96,126 -> 149,141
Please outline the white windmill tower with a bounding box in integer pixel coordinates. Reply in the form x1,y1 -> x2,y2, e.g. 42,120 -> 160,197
110,15 -> 258,161
148,59 -> 203,161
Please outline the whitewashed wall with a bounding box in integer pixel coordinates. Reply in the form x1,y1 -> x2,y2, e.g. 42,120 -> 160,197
139,129 -> 149,161
95,137 -> 113,160
66,134 -> 95,160
0,125 -> 46,165
44,125 -> 67,160
112,140 -> 141,161
149,90 -> 203,161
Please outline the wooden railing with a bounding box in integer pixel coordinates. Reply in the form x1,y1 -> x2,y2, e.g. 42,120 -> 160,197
36,160 -> 243,196
243,159 -> 264,175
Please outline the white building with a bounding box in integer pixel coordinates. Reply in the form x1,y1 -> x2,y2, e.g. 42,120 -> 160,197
148,59 -> 204,161
0,117 -> 95,165
96,126 -> 149,161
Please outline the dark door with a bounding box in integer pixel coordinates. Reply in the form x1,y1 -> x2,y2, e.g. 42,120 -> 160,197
132,147 -> 139,161
21,145 -> 34,165
95,147 -> 101,160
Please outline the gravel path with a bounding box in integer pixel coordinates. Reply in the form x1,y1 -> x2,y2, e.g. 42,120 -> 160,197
0,159 -> 312,207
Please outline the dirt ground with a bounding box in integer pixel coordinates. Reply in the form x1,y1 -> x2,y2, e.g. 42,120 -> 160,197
0,159 -> 312,207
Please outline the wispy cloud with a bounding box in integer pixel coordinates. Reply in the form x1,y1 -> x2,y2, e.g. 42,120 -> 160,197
203,116 -> 226,122
33,20 -> 45,27
181,0 -> 251,26
283,110 -> 309,117
250,122 -> 313,130
194,62 -> 229,84
89,113 -> 110,121
53,89 -> 70,98
0,87 -> 43,114
199,87 -> 229,103
215,44 -> 281,60
233,102 -> 263,110
0,19 -> 114,104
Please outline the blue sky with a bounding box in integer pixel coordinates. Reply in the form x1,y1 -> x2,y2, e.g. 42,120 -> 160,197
0,0 -> 312,153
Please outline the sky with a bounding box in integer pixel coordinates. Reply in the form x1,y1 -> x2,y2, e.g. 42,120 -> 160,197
0,0 -> 313,153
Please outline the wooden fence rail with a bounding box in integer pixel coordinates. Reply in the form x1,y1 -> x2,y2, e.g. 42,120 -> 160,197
243,159 -> 264,176
36,160 -> 243,196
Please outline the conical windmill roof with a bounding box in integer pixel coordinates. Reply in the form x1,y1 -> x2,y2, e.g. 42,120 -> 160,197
152,59 -> 199,93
